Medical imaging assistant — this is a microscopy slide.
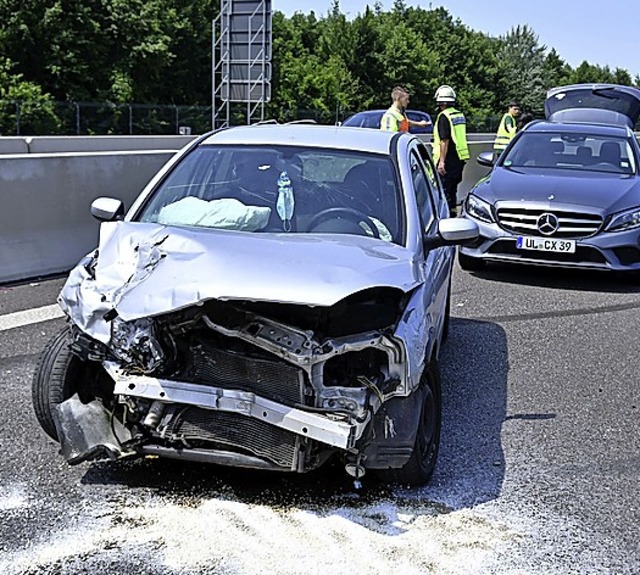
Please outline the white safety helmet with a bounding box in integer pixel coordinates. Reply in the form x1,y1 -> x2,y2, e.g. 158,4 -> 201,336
434,84 -> 456,103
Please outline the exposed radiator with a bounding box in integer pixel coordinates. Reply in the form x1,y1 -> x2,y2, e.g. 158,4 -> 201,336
181,338 -> 305,405
166,407 -> 299,468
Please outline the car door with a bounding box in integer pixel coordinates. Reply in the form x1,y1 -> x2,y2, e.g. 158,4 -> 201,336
408,144 -> 451,358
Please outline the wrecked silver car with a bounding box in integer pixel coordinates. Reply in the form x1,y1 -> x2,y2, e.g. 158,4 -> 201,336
32,124 -> 478,485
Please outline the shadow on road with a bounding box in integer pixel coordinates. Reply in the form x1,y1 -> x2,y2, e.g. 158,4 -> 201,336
423,317 -> 509,509
471,262 -> 640,294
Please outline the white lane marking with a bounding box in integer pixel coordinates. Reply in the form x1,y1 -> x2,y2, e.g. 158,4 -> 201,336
0,304 -> 65,332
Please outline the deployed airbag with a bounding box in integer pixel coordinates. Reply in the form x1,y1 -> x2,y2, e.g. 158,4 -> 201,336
158,197 -> 271,231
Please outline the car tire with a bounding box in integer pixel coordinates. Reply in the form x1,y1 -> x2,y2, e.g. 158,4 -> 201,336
458,251 -> 485,272
375,362 -> 442,486
32,327 -> 82,441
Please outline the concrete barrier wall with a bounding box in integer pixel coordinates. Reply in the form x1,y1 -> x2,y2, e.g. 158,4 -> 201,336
0,135 -> 196,155
0,151 -> 179,283
0,137 -> 492,285
458,140 -> 494,198
0,138 -> 29,155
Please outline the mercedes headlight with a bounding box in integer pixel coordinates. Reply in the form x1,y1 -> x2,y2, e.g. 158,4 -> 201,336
465,195 -> 495,224
605,207 -> 640,232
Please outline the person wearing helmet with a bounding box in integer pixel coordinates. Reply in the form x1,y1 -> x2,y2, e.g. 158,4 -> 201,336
493,101 -> 522,156
380,86 -> 431,132
432,84 -> 469,216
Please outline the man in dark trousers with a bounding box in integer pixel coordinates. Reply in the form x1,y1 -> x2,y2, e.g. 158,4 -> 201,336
432,84 -> 469,216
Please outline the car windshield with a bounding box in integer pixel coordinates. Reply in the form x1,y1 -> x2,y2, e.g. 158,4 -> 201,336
343,113 -> 380,129
137,145 -> 404,244
502,132 -> 637,175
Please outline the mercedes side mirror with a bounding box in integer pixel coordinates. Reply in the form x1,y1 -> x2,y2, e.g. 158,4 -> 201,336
477,151 -> 495,167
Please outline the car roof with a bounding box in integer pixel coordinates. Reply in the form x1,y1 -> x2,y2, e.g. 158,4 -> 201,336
346,109 -> 429,118
201,122 -> 402,155
349,110 -> 385,117
524,119 -> 631,138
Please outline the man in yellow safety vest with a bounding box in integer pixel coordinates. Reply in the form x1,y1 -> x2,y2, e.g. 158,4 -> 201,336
380,86 -> 431,132
493,101 -> 522,155
432,84 -> 469,216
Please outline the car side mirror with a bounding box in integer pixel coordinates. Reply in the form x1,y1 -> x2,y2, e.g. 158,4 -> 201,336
91,197 -> 125,222
423,218 -> 479,251
477,151 -> 495,167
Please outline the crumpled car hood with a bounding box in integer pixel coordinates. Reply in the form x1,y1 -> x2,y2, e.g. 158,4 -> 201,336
60,221 -> 421,342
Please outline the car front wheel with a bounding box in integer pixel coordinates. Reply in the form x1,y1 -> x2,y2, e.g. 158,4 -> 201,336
32,327 -> 86,441
375,362 -> 442,486
458,251 -> 486,272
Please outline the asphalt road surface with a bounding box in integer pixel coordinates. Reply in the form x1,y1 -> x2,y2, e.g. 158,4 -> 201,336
0,263 -> 638,575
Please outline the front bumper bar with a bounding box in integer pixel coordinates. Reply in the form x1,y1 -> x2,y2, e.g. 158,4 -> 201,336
104,363 -> 367,450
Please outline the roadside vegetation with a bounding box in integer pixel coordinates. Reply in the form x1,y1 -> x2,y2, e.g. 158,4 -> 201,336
0,0 -> 637,133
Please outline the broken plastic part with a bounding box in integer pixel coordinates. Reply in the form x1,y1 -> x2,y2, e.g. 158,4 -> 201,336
53,395 -> 133,465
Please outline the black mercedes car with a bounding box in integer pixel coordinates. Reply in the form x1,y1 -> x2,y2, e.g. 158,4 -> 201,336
459,84 -> 640,275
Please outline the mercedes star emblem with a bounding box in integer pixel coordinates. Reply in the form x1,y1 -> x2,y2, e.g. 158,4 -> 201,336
537,212 -> 559,236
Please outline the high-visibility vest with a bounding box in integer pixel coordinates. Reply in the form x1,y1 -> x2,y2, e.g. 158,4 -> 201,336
494,112 -> 517,151
432,107 -> 469,162
380,105 -> 409,132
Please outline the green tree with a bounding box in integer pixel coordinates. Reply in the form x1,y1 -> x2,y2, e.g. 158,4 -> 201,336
570,61 -> 615,84
544,49 -> 572,90
2,1 -> 639,133
374,12 -> 442,112
612,67 -> 633,86
0,58 -> 60,134
268,11 -> 319,119
0,0 -> 217,104
494,25 -> 547,117
348,7 -> 386,111
402,7 -> 500,126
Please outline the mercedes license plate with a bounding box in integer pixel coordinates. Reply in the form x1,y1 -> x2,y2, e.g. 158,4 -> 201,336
516,236 -> 576,253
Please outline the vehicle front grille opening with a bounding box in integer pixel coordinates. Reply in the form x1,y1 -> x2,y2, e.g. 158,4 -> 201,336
496,208 -> 602,239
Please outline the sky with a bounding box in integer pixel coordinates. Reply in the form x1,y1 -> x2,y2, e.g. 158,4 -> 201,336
273,0 -> 640,80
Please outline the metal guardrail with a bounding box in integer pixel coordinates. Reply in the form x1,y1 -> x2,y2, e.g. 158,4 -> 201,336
1,100 -> 511,136
0,100 -> 212,136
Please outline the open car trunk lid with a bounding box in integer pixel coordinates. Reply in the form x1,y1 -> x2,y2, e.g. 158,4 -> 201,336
545,84 -> 640,129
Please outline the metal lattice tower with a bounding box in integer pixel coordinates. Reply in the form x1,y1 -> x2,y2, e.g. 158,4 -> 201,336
212,0 -> 272,130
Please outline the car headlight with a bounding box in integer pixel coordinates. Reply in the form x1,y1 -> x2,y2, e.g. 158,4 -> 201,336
110,317 -> 165,373
605,207 -> 640,232
80,249 -> 99,279
465,195 -> 495,224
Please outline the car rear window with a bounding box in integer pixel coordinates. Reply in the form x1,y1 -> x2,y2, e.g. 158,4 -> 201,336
502,132 -> 637,175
